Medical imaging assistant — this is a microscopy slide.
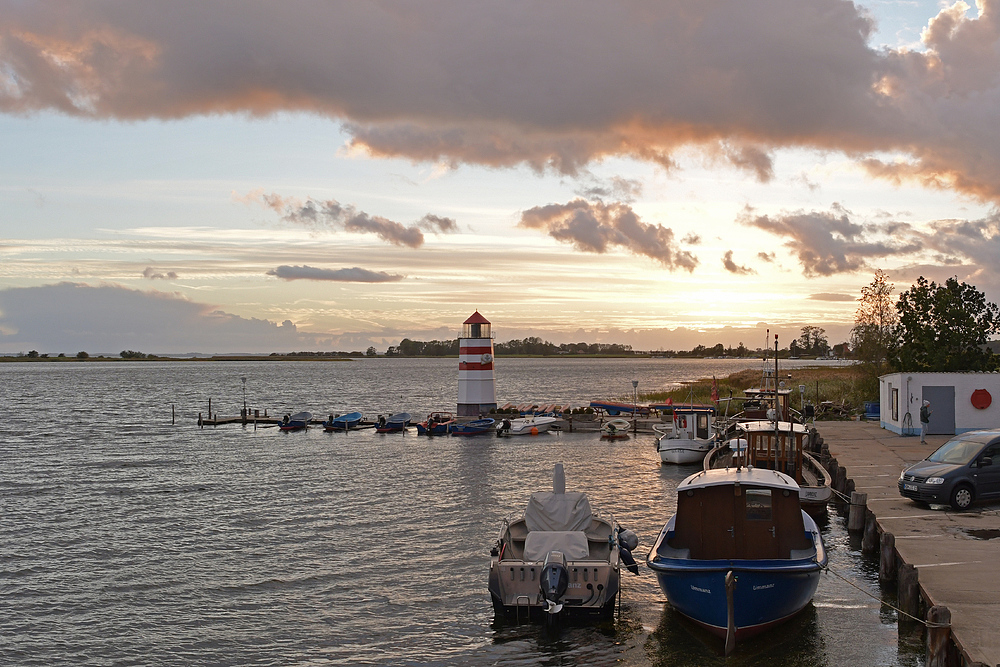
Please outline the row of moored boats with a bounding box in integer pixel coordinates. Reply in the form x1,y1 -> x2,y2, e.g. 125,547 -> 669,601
276,410 -> 562,436
492,363 -> 830,654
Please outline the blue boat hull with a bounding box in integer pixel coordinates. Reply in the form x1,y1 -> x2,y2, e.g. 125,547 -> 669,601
647,514 -> 825,640
324,412 -> 363,431
451,419 -> 495,436
649,560 -> 821,639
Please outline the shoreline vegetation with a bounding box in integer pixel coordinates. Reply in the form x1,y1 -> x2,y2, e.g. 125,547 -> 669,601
640,365 -> 867,419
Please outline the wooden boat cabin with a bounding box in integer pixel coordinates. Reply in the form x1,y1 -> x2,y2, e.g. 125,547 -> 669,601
741,421 -> 808,484
668,469 -> 812,561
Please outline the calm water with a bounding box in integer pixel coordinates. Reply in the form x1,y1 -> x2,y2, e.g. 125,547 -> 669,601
1,358 -> 923,666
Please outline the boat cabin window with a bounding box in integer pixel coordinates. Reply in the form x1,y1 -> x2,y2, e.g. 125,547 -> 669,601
744,489 -> 772,521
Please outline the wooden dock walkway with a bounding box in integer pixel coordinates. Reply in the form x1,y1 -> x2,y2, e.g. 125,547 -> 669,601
819,420 -> 999,667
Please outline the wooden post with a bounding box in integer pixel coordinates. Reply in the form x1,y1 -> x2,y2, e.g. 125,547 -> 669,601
897,562 -> 920,620
861,510 -> 879,554
835,466 -> 847,495
208,397 -> 212,418
879,532 -> 896,585
848,492 -> 868,531
172,404 -> 175,425
845,478 -> 855,495
198,412 -> 203,428
926,605 -> 952,667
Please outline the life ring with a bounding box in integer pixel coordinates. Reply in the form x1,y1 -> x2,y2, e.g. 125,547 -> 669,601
481,353 -> 493,363
971,389 -> 992,409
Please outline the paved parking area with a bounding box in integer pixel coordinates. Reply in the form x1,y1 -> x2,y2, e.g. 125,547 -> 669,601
820,421 -> 1000,667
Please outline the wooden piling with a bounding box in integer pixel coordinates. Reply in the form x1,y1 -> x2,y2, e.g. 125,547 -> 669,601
879,532 -> 896,585
172,404 -> 175,425
208,397 -> 212,417
835,466 -> 847,495
861,510 -> 879,554
897,562 -> 920,620
848,492 -> 868,531
198,412 -> 203,428
926,605 -> 952,667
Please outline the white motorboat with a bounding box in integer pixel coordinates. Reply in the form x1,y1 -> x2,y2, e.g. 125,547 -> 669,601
654,405 -> 719,464
488,464 -> 639,624
496,415 -> 559,436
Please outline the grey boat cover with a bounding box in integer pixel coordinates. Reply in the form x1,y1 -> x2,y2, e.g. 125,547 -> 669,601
523,530 -> 590,560
523,491 -> 593,532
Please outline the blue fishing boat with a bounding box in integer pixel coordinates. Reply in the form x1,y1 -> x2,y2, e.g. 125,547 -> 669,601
323,411 -> 363,431
375,412 -> 411,433
646,467 -> 826,655
451,418 -> 496,436
279,411 -> 312,431
415,411 -> 456,435
589,400 -> 641,415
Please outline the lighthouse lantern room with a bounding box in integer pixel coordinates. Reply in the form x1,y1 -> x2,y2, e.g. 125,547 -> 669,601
457,311 -> 497,416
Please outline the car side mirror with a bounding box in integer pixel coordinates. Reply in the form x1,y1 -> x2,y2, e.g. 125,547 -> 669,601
980,457 -> 993,468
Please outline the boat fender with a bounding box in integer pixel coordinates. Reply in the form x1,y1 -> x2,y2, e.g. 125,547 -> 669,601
540,550 -> 569,613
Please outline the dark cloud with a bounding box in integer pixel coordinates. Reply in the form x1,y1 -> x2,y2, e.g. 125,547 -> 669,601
742,205 -> 1000,277
416,213 -> 458,233
722,250 -> 755,275
239,191 -> 455,247
809,292 -> 856,302
518,199 -> 698,270
4,2 -> 1000,201
142,266 -> 177,280
757,251 -> 776,262
738,205 -> 920,276
0,282 -> 307,353
266,265 -> 403,282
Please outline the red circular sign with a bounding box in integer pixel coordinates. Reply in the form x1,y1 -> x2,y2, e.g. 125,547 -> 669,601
971,389 -> 992,410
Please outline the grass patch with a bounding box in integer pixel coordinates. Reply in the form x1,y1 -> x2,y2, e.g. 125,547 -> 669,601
640,364 -> 871,417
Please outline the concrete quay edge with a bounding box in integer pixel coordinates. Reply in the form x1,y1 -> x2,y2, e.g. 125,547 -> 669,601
819,420 -> 1000,667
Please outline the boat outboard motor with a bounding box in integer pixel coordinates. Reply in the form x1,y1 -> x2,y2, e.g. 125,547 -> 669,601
618,529 -> 640,575
540,550 -> 569,614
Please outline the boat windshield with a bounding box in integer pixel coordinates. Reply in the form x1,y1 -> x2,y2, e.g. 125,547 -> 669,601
927,438 -> 984,465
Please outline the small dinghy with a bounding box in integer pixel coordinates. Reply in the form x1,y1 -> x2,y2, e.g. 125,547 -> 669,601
488,464 -> 640,624
375,413 -> 411,433
279,411 -> 312,431
323,411 -> 362,431
600,418 -> 631,439
451,418 -> 496,436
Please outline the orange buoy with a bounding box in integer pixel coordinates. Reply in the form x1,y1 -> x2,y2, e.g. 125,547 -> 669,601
531,427 -> 538,435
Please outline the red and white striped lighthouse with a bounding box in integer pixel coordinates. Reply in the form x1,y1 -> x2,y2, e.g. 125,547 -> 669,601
457,311 -> 497,416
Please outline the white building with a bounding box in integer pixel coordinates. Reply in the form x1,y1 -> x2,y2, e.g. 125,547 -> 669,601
879,372 -> 1000,436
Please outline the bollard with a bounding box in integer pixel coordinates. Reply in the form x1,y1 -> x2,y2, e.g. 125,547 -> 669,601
879,532 -> 896,585
861,510 -> 879,554
848,492 -> 868,531
198,412 -> 203,428
897,562 -> 920,621
926,605 -> 952,667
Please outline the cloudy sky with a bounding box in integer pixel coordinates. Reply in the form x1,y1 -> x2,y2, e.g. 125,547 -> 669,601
2,0 -> 999,354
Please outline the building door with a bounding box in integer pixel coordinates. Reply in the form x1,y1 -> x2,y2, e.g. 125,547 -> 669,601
922,386 -> 956,435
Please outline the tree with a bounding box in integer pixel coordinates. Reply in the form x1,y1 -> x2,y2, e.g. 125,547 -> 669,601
796,326 -> 829,356
891,276 -> 1000,372
27,350 -> 39,358
851,269 -> 897,369
76,351 -> 89,359
366,346 -> 377,357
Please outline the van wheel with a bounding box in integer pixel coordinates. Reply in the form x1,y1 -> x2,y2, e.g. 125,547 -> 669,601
950,484 -> 974,511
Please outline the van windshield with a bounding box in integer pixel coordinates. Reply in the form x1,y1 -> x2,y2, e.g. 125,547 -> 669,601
927,439 -> 983,465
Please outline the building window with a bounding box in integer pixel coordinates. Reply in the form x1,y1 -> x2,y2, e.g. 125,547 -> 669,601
891,388 -> 899,421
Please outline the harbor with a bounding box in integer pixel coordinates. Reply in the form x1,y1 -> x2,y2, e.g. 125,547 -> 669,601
0,355 -> 965,666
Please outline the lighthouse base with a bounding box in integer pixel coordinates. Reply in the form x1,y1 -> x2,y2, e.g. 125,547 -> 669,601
458,402 -> 497,417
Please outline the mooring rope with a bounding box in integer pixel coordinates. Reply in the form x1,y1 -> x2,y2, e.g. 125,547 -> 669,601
823,565 -> 949,628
